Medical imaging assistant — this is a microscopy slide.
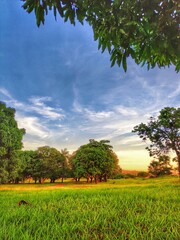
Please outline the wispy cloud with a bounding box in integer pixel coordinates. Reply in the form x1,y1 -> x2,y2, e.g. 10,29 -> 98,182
16,114 -> 49,139
0,87 -> 13,99
29,96 -> 65,120
114,106 -> 138,117
5,95 -> 65,121
1,88 -> 68,148
168,84 -> 180,98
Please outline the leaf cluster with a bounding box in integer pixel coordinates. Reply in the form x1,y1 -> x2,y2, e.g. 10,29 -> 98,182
21,0 -> 180,72
148,155 -> 173,177
71,139 -> 120,181
0,102 -> 25,183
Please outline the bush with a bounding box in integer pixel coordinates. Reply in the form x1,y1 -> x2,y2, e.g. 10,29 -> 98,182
111,173 -> 125,179
124,174 -> 136,179
137,171 -> 149,178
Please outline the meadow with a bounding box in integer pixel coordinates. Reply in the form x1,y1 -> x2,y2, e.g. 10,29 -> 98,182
0,177 -> 179,240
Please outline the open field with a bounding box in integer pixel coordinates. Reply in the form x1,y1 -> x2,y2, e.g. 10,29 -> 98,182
0,177 -> 179,240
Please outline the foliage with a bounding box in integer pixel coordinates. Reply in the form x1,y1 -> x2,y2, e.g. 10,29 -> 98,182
137,171 -> 149,178
133,107 -> 180,176
124,173 -> 137,179
111,173 -> 125,179
37,146 -> 67,183
148,155 -> 173,177
21,0 -> 180,72
71,139 -> 120,182
0,102 -> 25,183
17,150 -> 38,182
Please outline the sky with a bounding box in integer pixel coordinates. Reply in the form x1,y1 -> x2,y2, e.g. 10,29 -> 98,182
0,1 -> 180,170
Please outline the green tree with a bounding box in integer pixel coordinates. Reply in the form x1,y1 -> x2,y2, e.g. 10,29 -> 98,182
60,148 -> 71,180
37,146 -> 66,183
133,107 -> 180,176
148,155 -> 173,177
17,150 -> 38,183
29,151 -> 44,184
0,102 -> 25,183
22,0 -> 180,72
71,139 -> 120,183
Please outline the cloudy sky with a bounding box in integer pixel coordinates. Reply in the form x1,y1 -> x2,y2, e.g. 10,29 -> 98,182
0,1 -> 179,170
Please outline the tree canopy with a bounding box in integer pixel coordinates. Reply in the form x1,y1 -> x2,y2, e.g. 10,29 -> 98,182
21,0 -> 180,72
0,102 -> 25,183
71,139 -> 121,182
133,107 -> 180,176
148,155 -> 173,177
37,146 -> 67,183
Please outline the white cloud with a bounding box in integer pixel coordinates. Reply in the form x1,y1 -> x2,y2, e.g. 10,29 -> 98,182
84,109 -> 113,122
6,95 -> 65,121
73,100 -> 83,113
0,87 -> 13,99
29,96 -> 52,106
168,84 -> 180,98
16,114 -> 49,139
114,105 -> 138,116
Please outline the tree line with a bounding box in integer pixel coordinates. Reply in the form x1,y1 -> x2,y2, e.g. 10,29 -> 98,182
0,101 -> 121,183
0,101 -> 179,183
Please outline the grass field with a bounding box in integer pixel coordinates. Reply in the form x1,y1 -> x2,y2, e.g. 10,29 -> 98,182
0,177 -> 179,240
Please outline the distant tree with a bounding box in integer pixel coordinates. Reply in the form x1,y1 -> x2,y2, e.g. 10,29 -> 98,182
37,146 -> 66,183
133,107 -> 180,176
60,148 -> 71,180
71,139 -> 120,183
17,150 -> 38,183
0,102 -> 25,183
148,155 -> 173,177
22,0 -> 180,72
29,151 -> 44,184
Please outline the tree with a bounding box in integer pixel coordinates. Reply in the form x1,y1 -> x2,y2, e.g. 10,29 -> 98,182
71,139 -> 120,183
148,155 -> 173,177
17,150 -> 38,183
21,0 -> 180,72
132,107 -> 180,176
60,148 -> 71,180
0,102 -> 25,183
37,146 -> 66,183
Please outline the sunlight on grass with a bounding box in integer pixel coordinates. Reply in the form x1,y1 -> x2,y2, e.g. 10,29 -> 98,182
0,177 -> 179,240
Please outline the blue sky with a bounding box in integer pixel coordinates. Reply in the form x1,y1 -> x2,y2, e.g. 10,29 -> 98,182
0,1 -> 180,170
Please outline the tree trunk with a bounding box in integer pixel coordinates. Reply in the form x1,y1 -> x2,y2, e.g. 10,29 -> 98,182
175,149 -> 180,177
94,175 -> 98,184
104,174 -> 107,182
99,175 -> 102,182
177,154 -> 180,177
15,178 -> 19,184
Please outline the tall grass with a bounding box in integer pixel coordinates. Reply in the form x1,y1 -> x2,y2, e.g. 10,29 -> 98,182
0,177 -> 179,240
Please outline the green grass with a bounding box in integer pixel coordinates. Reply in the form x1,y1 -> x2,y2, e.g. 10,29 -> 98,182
0,177 -> 179,240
